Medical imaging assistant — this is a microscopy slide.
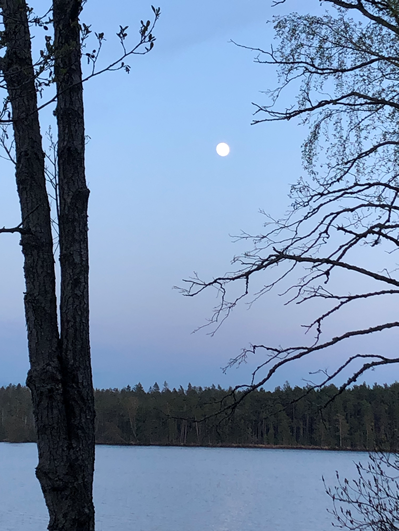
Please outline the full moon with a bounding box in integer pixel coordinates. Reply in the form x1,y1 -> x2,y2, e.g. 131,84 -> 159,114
216,142 -> 230,157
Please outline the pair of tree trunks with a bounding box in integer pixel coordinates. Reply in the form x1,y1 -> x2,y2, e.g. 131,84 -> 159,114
1,0 -> 94,529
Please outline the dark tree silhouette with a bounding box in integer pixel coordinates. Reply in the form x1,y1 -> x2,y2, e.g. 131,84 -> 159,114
0,1 -> 159,530
5,381 -> 399,451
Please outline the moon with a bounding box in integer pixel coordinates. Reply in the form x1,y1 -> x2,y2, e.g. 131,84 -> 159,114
216,142 -> 230,157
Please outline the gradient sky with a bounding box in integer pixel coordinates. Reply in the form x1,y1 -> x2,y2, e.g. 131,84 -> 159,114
0,0 -> 397,391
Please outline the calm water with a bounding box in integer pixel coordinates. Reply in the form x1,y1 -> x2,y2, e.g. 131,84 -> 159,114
0,443 -> 368,531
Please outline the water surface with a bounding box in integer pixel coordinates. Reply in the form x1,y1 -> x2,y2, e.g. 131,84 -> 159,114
0,443 -> 367,531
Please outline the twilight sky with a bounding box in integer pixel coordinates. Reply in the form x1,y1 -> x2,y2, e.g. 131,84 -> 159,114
0,0 -> 397,391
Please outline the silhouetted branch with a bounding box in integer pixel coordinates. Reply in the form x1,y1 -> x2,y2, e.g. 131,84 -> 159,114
326,452 -> 399,530
180,0 -> 399,416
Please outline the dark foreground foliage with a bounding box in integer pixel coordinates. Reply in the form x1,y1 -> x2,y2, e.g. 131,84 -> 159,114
1,381 -> 399,450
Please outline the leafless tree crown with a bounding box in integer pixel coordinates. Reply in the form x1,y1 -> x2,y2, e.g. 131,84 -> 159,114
180,0 -> 399,405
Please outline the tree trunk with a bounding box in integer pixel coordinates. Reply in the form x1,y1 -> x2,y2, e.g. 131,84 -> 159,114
1,0 -> 95,529
52,0 -> 95,528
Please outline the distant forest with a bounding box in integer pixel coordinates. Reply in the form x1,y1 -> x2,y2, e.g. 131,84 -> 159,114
1,382 -> 399,450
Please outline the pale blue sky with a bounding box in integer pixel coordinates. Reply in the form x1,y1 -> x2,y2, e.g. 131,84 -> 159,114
0,0 -> 397,391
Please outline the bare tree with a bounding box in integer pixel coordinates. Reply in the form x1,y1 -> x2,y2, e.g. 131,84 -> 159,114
326,452 -> 399,530
0,1 -> 159,530
181,1 -> 399,405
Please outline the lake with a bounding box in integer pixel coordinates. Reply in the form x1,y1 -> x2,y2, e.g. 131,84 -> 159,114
0,443 -> 368,531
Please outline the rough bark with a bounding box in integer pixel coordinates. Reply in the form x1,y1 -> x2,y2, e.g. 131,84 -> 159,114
53,0 -> 95,528
1,0 -> 95,529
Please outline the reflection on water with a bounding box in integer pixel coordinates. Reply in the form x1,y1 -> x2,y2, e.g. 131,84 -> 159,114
0,443 -> 367,531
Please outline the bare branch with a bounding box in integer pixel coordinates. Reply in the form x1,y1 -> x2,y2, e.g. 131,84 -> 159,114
183,0 -> 399,405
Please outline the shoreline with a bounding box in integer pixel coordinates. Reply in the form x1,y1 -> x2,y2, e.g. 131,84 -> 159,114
96,442 -> 369,452
1,440 -> 373,452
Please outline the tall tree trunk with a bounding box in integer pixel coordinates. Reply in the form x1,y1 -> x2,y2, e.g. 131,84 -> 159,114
1,0 -> 95,529
53,0 -> 95,528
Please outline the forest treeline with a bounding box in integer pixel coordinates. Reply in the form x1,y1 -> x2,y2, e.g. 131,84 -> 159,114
1,381 -> 399,450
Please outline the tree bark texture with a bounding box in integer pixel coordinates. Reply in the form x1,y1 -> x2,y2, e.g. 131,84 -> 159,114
53,0 -> 95,528
1,1 -> 95,529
